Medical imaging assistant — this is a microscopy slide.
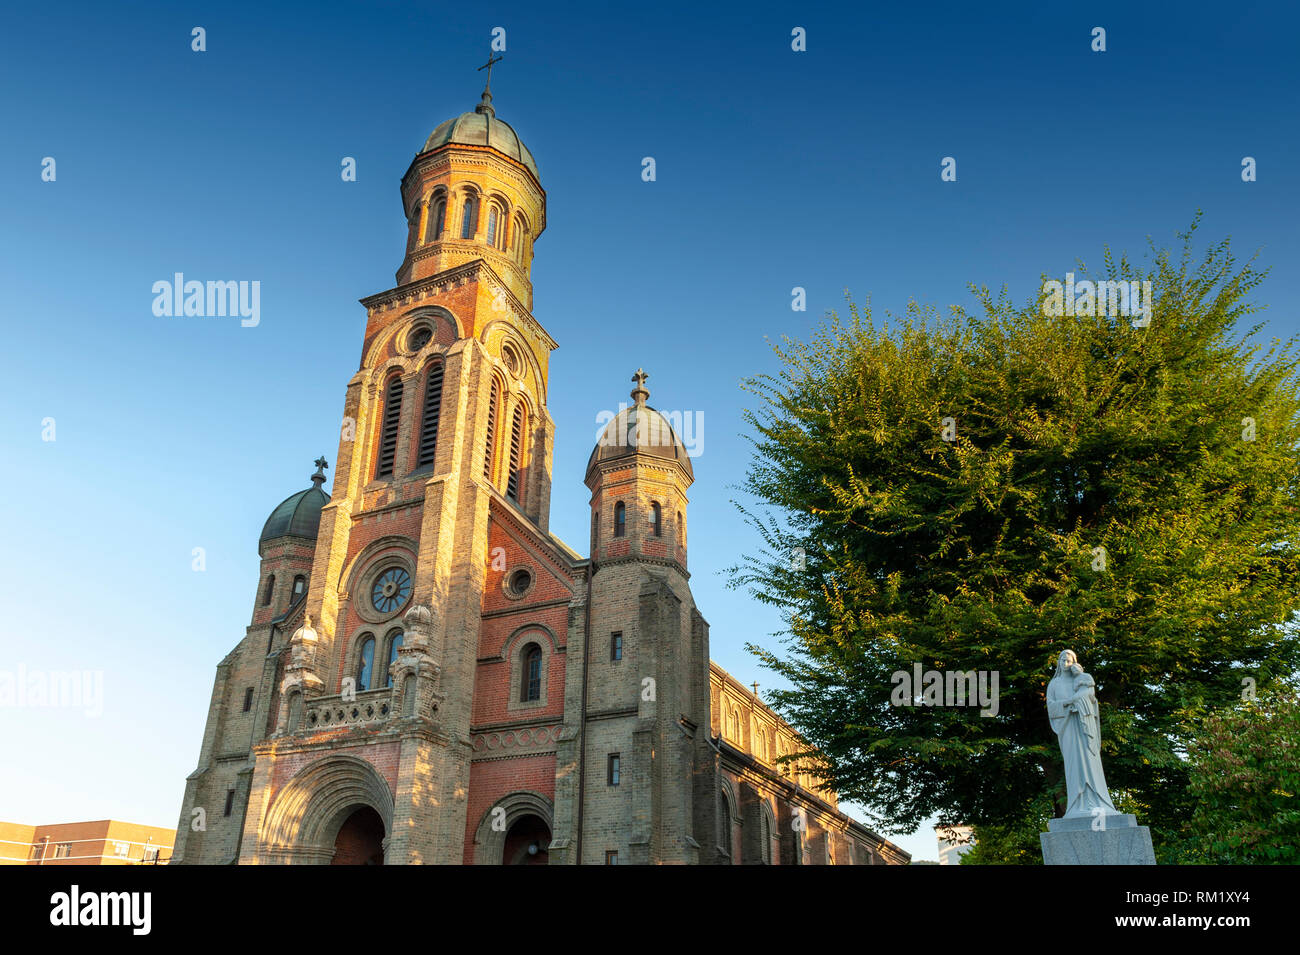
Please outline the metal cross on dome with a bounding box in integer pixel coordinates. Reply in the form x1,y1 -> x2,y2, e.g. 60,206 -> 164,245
477,51 -> 504,92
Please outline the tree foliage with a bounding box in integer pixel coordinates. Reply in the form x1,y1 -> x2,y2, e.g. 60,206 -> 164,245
1164,691 -> 1300,863
730,220 -> 1300,854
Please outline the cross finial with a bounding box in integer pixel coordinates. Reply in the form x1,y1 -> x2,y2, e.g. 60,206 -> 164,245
630,368 -> 650,407
752,681 -> 760,696
476,51 -> 504,115
311,456 -> 329,486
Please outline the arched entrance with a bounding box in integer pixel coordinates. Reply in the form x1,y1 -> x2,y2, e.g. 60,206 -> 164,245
257,755 -> 394,864
502,814 -> 551,865
471,791 -> 554,865
332,806 -> 386,865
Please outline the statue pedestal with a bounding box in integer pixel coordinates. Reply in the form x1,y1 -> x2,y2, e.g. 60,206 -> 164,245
1040,812 -> 1156,865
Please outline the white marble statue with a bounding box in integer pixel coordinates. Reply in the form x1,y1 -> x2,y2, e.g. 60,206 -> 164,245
1046,650 -> 1117,818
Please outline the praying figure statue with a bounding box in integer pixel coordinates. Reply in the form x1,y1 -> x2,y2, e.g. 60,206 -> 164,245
1046,650 -> 1117,818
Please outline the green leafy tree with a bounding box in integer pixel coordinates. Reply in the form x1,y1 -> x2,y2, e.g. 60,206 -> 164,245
730,221 -> 1300,855
1165,691 -> 1300,863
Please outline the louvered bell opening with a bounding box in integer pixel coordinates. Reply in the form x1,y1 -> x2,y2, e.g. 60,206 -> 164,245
483,380 -> 500,480
376,377 -> 404,479
417,363 -> 444,470
506,405 -> 524,501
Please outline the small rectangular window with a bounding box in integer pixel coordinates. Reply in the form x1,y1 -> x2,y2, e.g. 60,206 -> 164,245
54,843 -> 71,859
243,687 -> 254,712
224,789 -> 236,817
605,850 -> 619,865
113,841 -> 129,857
607,753 -> 620,786
610,632 -> 623,662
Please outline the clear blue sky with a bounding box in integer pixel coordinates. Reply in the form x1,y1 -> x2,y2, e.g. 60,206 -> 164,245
1,0 -> 1296,864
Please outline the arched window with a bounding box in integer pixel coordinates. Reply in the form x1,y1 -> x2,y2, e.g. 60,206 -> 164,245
262,574 -> 275,606
291,575 -> 306,604
650,502 -> 661,536
407,204 -> 421,250
429,198 -> 446,241
521,644 -> 542,702
506,404 -> 525,502
461,195 -> 479,239
512,217 -> 526,259
417,361 -> 444,470
483,378 -> 501,483
720,793 -> 733,859
591,511 -> 599,551
486,207 -> 499,248
614,502 -> 626,537
760,809 -> 773,864
356,635 -> 375,692
375,374 -> 404,479
677,511 -> 684,547
384,630 -> 404,688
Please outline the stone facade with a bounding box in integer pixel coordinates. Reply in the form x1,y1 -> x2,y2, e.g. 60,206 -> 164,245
171,87 -> 908,867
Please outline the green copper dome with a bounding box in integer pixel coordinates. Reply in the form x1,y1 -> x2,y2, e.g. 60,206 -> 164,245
421,92 -> 538,179
259,460 -> 330,548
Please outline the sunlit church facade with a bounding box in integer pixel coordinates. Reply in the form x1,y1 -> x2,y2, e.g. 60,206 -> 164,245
172,81 -> 908,866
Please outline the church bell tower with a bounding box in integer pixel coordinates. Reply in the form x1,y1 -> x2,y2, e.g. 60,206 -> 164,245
235,71 -> 558,864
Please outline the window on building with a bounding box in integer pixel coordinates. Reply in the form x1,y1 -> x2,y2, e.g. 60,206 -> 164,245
720,797 -> 733,857
385,630 -> 404,688
521,644 -> 542,702
262,574 -> 275,606
607,753 -> 621,786
375,374 -> 404,479
461,195 -> 478,239
761,811 -> 773,864
610,631 -> 623,662
113,841 -> 129,858
677,511 -> 684,547
486,206 -> 499,247
291,575 -> 306,604
506,404 -> 526,502
223,790 -> 236,817
650,502 -> 661,536
605,850 -> 619,865
357,634 -> 375,691
242,687 -> 254,712
54,843 -> 71,859
430,199 -> 446,241
483,378 -> 501,483
512,217 -> 526,259
417,361 -> 444,470
614,502 -> 626,537
143,847 -> 160,864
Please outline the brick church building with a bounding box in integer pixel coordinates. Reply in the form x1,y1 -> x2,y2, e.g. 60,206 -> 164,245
172,77 -> 908,866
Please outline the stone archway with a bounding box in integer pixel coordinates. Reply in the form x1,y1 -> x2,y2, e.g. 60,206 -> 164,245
471,791 -> 554,865
257,755 -> 395,864
502,814 -> 551,865
332,806 -> 386,865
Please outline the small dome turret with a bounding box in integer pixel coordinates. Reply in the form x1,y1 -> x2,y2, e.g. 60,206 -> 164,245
259,458 -> 330,550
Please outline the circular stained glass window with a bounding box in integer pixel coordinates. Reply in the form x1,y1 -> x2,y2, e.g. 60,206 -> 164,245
372,567 -> 411,614
502,345 -> 520,375
409,325 -> 433,351
508,568 -> 532,596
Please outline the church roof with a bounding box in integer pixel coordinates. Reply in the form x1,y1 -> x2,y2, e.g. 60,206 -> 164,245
422,92 -> 538,179
587,374 -> 695,481
259,460 -> 330,546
